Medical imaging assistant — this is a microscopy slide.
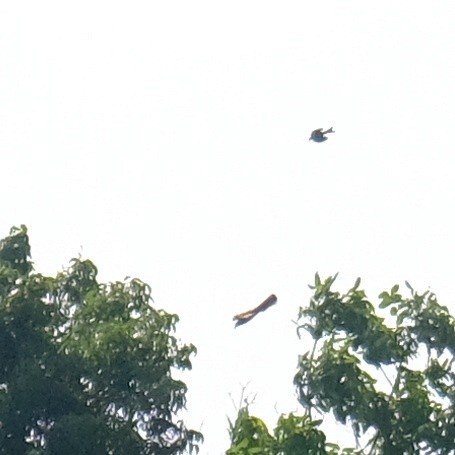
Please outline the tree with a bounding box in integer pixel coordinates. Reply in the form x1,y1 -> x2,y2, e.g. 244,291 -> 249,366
227,274 -> 455,454
0,226 -> 202,454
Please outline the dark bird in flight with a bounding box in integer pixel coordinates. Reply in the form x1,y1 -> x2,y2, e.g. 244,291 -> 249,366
309,127 -> 335,142
233,294 -> 277,327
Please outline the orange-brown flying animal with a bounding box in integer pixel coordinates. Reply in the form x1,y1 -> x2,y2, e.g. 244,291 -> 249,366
233,294 -> 277,327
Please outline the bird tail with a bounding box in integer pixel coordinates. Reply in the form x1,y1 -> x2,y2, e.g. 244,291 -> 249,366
324,127 -> 334,134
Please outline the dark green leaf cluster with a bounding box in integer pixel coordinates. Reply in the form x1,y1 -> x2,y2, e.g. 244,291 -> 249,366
295,339 -> 381,430
379,281 -> 455,356
0,226 -> 202,454
227,407 -> 275,454
227,407 -> 353,455
299,274 -> 407,365
294,274 -> 455,454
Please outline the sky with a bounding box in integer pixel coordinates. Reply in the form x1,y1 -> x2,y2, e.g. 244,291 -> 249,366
1,1 -> 455,453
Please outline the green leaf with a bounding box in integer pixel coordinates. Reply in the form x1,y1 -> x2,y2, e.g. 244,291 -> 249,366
0,225 -> 201,455
353,277 -> 361,289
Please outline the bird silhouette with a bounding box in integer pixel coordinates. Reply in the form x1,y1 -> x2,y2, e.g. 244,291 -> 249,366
309,127 -> 335,142
233,294 -> 277,327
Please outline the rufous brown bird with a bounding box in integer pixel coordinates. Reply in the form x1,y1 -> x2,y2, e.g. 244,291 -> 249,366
233,294 -> 277,327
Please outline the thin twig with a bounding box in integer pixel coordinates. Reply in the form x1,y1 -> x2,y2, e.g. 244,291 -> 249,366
379,365 -> 393,388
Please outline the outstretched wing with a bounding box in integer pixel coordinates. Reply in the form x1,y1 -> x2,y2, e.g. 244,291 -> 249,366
233,294 -> 277,327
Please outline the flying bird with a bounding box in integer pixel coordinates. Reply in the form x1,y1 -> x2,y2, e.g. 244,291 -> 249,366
309,127 -> 335,142
233,294 -> 278,327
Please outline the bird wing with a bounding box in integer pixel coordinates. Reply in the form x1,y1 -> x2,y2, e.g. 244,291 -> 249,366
254,294 -> 278,313
232,310 -> 257,327
310,129 -> 324,140
233,294 -> 277,327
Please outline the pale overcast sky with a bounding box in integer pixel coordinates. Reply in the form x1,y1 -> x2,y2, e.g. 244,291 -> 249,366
1,1 -> 455,453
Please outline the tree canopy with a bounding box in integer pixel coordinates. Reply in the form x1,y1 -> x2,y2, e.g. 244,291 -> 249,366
3,225 -> 455,454
0,226 -> 202,454
227,274 -> 455,454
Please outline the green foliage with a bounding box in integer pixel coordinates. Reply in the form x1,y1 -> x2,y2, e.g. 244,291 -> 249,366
227,407 -> 358,455
227,274 -> 455,454
227,407 -> 275,455
0,226 -> 202,454
294,274 -> 455,454
225,389 -> 355,455
273,414 -> 327,454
